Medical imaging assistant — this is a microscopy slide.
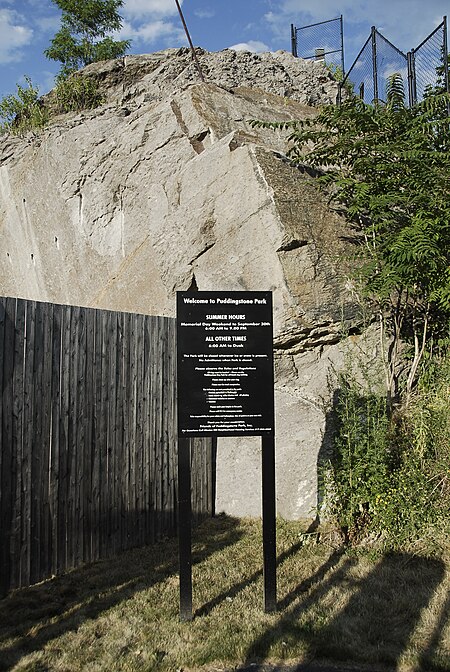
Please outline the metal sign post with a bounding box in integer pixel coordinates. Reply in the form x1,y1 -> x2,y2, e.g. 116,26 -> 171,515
262,434 -> 276,612
176,291 -> 276,620
177,436 -> 193,621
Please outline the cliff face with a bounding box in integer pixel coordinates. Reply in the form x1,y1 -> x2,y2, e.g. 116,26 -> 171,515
0,48 -> 370,519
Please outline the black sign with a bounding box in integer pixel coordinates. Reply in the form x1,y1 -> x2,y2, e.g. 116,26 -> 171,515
177,291 -> 275,437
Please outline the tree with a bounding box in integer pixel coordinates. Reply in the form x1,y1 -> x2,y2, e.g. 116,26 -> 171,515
252,77 -> 450,407
45,0 -> 131,79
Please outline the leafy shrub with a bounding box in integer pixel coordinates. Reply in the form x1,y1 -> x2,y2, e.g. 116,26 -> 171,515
53,75 -> 105,113
324,349 -> 450,550
0,77 -> 48,136
323,376 -> 390,543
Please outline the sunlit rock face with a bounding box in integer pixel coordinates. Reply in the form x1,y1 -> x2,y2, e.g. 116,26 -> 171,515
0,47 -> 373,519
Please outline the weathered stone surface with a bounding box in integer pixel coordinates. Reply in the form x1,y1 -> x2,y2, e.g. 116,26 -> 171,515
75,47 -> 340,108
0,49 -> 367,519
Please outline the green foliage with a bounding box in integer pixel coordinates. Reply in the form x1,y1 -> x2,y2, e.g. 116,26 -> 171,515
0,77 -> 48,136
53,74 -> 105,112
385,72 -> 406,111
252,67 -> 450,552
326,63 -> 344,82
251,87 -> 450,404
325,378 -> 390,541
45,0 -> 130,79
325,349 -> 450,549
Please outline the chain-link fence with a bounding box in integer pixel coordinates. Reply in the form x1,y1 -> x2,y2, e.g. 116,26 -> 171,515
410,19 -> 449,102
291,16 -> 344,76
340,17 -> 448,106
341,29 -> 408,104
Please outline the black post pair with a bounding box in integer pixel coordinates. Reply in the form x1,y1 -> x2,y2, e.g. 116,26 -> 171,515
178,435 -> 276,621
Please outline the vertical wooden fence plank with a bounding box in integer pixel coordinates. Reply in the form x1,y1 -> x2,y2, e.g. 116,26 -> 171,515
58,304 -> 72,574
0,298 -> 15,596
30,300 -> 45,585
108,310 -> 119,556
120,312 -> 130,550
39,301 -> 53,582
155,317 -> 164,540
166,317 -> 177,534
83,307 -> 95,564
66,304 -> 78,571
118,312 -> 126,550
0,297 -> 6,597
143,316 -> 154,545
21,300 -> 36,587
50,303 -> 62,577
99,310 -> 109,557
103,309 -> 114,557
134,315 -> 142,547
92,308 -> 103,563
148,317 -> 156,545
10,299 -> 25,590
75,306 -> 86,569
129,312 -> 138,548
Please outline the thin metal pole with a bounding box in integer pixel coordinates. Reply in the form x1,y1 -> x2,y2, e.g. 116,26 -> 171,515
443,17 -> 449,98
174,0 -> 205,81
371,27 -> 379,106
262,435 -> 276,613
291,24 -> 297,57
407,50 -> 417,107
178,437 -> 193,621
340,15 -> 345,75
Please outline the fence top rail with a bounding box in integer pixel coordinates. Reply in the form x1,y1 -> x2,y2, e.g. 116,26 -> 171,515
373,27 -> 408,58
302,48 -> 343,59
413,17 -> 446,52
0,294 -> 173,323
294,16 -> 342,31
341,32 -> 372,87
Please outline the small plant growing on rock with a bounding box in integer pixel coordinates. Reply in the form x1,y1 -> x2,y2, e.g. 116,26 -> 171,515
53,74 -> 105,113
0,77 -> 48,136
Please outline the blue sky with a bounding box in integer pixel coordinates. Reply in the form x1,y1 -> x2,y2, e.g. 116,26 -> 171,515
0,0 -> 448,99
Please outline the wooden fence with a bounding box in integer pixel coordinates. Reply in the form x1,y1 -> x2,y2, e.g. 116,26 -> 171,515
0,296 -> 214,597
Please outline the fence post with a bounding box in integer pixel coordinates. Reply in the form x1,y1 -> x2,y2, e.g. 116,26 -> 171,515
371,27 -> 379,105
340,15 -> 345,75
178,437 -> 192,621
291,24 -> 297,57
262,435 -> 277,612
407,50 -> 417,107
444,17 -> 449,109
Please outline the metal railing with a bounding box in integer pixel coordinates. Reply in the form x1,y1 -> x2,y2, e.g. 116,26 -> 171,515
340,17 -> 448,106
291,16 -> 344,76
409,18 -> 449,104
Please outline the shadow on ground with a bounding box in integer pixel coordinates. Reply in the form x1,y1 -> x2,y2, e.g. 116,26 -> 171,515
242,547 -> 446,672
0,514 -> 243,671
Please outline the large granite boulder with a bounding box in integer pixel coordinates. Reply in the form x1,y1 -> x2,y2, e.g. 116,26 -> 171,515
0,48 -> 371,519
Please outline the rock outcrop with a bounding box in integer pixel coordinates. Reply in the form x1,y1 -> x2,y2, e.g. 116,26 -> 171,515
0,48 -> 370,519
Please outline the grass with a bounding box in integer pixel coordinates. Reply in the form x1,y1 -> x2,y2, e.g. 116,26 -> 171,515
0,516 -> 449,672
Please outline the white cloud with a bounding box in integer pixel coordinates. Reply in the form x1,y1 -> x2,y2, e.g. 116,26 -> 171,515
266,0 -> 448,53
35,15 -> 62,34
123,0 -> 182,20
34,70 -> 57,96
195,9 -> 215,20
0,9 -> 33,64
229,40 -> 270,53
119,19 -> 184,45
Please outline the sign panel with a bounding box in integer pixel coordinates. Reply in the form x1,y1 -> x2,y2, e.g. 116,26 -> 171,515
177,291 -> 274,437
